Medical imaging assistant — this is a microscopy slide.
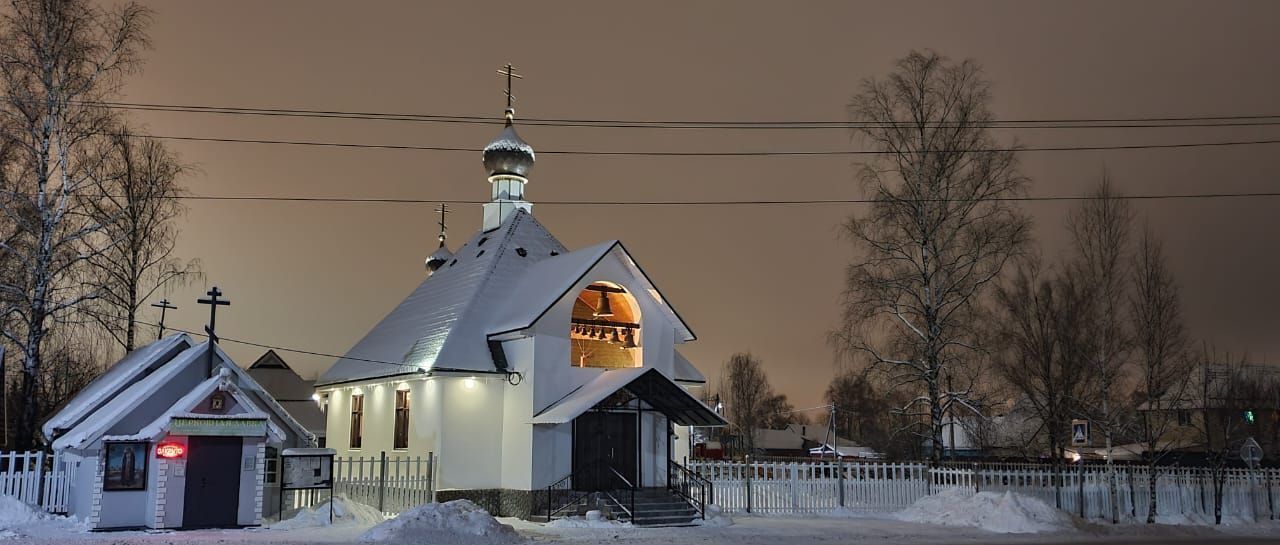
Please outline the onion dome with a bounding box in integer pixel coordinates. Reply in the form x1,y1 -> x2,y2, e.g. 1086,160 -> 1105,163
425,243 -> 453,273
482,110 -> 535,177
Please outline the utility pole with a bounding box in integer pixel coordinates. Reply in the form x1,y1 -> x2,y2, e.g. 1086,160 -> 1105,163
151,299 -> 177,340
197,287 -> 231,378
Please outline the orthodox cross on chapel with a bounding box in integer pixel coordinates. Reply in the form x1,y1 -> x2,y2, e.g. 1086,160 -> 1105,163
151,298 -> 177,340
198,286 -> 231,377
198,286 -> 231,345
496,62 -> 522,120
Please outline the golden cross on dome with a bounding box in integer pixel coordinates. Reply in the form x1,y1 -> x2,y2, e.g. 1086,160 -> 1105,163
496,63 -> 523,120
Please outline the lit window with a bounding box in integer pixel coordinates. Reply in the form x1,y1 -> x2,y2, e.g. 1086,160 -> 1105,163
1177,410 -> 1191,427
349,394 -> 364,449
394,390 -> 410,450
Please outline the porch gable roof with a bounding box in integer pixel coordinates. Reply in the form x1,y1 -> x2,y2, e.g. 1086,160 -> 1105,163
529,367 -> 726,427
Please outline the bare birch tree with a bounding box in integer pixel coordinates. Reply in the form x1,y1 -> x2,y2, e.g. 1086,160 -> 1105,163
1067,174 -> 1134,522
720,352 -> 777,457
833,50 -> 1030,464
83,128 -> 199,353
994,259 -> 1095,507
0,0 -> 150,449
1129,225 -> 1193,523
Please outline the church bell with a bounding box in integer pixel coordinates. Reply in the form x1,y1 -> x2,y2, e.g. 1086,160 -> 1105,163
593,291 -> 614,317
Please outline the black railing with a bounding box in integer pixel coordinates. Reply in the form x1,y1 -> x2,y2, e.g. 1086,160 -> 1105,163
543,470 -> 589,521
606,466 -> 636,521
668,460 -> 712,519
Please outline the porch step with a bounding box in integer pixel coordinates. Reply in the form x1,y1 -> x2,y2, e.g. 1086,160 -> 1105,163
601,488 -> 699,527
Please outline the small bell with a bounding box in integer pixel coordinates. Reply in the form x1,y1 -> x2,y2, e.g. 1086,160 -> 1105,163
622,328 -> 638,349
609,328 -> 622,344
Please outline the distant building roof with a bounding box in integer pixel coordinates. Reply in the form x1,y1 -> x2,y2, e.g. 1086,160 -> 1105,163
246,350 -> 326,436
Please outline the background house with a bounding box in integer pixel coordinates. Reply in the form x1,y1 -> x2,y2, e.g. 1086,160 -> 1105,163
246,350 -> 327,447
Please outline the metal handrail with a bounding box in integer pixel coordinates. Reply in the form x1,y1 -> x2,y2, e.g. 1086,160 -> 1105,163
607,466 -> 636,521
668,460 -> 710,519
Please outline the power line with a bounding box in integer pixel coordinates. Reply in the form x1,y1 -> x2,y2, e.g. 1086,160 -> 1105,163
96,100 -> 1280,130
130,317 -> 413,370
147,133 -> 1280,156
170,191 -> 1280,206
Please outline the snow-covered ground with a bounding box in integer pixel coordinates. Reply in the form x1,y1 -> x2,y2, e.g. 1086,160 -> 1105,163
0,494 -> 1277,545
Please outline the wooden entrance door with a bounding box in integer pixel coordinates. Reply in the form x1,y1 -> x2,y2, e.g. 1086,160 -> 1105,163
182,436 -> 243,528
573,412 -> 637,490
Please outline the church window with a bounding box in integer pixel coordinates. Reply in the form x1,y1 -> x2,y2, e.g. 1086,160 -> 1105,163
349,393 -> 364,449
478,237 -> 489,246
570,282 -> 641,369
476,250 -> 485,258
516,248 -> 527,257
393,389 -> 410,450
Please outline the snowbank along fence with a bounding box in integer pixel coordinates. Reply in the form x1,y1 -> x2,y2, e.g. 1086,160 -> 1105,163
287,452 -> 436,515
691,459 -> 1280,521
0,451 -> 71,513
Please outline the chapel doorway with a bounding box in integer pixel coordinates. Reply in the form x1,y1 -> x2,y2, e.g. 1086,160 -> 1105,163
182,436 -> 243,528
572,411 -> 637,490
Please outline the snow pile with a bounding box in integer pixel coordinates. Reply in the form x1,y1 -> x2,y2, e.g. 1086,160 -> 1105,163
0,496 -> 48,529
896,488 -> 1079,534
694,504 -> 734,527
359,500 -> 523,545
272,495 -> 384,530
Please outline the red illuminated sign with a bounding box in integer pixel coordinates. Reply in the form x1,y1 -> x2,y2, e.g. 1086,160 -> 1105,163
155,442 -> 186,459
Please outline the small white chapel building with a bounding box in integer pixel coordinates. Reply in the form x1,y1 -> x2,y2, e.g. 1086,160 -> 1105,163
43,334 -> 314,530
314,104 -> 725,519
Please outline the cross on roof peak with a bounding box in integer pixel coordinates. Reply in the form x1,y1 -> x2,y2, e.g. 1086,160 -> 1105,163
434,203 -> 451,246
496,63 -> 523,121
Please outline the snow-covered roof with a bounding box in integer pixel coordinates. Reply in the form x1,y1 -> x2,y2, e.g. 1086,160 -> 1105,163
53,341 -> 313,450
486,240 -> 696,342
530,367 -> 724,426
317,210 -> 566,386
53,341 -> 211,450
42,334 -> 194,439
673,350 -> 706,384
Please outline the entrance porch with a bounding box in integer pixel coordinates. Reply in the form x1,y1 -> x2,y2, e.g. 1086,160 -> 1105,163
529,368 -> 724,525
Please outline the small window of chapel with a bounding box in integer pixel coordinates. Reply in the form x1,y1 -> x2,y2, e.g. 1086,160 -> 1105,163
570,282 -> 641,369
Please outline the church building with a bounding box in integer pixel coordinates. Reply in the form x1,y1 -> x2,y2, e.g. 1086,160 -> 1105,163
315,85 -> 724,523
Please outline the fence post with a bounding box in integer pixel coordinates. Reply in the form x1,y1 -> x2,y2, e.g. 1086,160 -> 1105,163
378,452 -> 387,513
428,452 -> 437,504
837,455 -> 845,508
745,455 -> 752,514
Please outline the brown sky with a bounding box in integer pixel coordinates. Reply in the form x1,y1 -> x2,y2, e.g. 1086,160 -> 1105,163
119,1 -> 1280,413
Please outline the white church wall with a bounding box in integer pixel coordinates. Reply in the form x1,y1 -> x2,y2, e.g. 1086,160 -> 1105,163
499,338 -> 535,490
530,423 -> 572,489
438,376 -> 504,490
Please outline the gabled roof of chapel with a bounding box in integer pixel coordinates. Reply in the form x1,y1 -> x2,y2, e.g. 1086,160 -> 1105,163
316,209 -> 566,386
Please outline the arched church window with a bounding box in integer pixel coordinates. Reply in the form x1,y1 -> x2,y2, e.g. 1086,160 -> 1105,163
570,282 -> 641,368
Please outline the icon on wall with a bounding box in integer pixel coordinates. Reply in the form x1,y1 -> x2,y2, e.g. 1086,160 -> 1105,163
103,442 -> 148,491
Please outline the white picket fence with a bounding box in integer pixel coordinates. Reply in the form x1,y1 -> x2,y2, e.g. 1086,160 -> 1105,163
691,459 -> 1280,521
0,450 -> 436,517
0,451 -> 72,513
288,453 -> 437,515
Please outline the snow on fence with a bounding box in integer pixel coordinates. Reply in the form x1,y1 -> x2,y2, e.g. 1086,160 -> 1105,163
691,459 -> 1280,521
0,451 -> 71,514
288,452 -> 436,515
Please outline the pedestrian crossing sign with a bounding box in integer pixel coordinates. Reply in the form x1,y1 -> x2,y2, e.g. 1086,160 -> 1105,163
1071,420 -> 1089,446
